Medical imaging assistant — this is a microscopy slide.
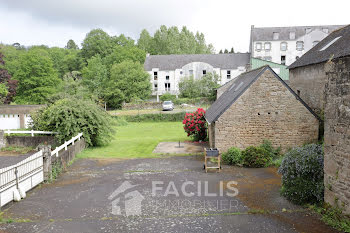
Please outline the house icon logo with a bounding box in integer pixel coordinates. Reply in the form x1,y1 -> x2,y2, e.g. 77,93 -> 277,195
108,181 -> 145,216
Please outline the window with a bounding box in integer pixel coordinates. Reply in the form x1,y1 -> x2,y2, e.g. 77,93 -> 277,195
289,32 -> 296,40
319,36 -> 342,51
180,70 -> 183,75
273,32 -> 279,40
154,83 -> 158,91
281,56 -> 286,65
312,41 -> 320,47
165,83 -> 171,91
322,28 -> 329,33
305,28 -> 312,34
203,70 -> 206,75
166,75 -> 169,80
255,42 -> 262,51
153,71 -> 158,80
296,41 -> 304,51
264,42 -> 271,51
280,42 -> 288,51
227,70 -> 231,79
189,70 -> 194,76
264,56 -> 272,61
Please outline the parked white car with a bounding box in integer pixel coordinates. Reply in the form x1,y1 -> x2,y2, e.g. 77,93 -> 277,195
162,101 -> 174,111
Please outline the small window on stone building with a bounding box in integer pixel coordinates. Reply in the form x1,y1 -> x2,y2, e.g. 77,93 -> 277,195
154,71 -> 158,80
227,70 -> 231,79
268,112 -> 271,115
258,113 -> 260,115
166,75 -> 169,80
203,70 -> 206,75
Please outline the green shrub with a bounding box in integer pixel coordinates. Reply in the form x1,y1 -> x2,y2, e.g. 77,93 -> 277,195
32,98 -> 114,146
278,144 -> 324,204
241,146 -> 271,168
114,112 -> 186,122
222,147 -> 242,165
259,139 -> 281,159
160,93 -> 177,102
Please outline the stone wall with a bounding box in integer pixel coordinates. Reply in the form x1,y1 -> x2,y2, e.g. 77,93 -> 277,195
289,63 -> 327,114
6,136 -> 58,148
324,57 -> 350,214
213,69 -> 319,152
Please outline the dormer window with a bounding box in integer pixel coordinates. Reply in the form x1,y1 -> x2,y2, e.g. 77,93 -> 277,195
289,32 -> 296,40
273,32 -> 279,40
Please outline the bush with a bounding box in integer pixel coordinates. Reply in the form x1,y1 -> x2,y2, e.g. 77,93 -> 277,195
31,98 -> 114,146
278,144 -> 324,204
160,93 -> 177,102
115,112 -> 186,122
259,139 -> 281,160
222,147 -> 242,165
182,108 -> 207,141
241,146 -> 271,168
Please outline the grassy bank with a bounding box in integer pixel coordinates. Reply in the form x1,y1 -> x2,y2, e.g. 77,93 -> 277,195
77,122 -> 187,159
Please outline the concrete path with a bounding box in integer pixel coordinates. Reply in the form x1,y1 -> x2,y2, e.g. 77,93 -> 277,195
0,156 -> 339,233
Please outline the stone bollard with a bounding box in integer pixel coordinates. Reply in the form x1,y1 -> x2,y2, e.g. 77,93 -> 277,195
38,145 -> 52,181
0,130 -> 6,149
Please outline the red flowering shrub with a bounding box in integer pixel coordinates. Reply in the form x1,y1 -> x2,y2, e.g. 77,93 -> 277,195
182,108 -> 207,141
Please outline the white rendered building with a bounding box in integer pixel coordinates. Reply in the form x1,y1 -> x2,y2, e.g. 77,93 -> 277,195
250,25 -> 344,66
144,53 -> 250,100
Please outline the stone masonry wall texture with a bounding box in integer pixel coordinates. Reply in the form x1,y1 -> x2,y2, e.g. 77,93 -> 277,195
324,57 -> 350,214
289,63 -> 327,114
214,69 -> 319,153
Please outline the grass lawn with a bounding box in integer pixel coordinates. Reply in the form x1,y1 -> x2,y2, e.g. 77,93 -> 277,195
77,122 -> 188,159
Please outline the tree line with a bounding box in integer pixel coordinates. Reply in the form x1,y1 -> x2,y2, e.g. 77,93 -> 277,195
0,25 -> 215,108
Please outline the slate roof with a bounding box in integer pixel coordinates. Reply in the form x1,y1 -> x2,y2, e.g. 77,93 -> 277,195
251,25 -> 343,41
144,53 -> 250,71
288,25 -> 350,69
205,66 -> 319,123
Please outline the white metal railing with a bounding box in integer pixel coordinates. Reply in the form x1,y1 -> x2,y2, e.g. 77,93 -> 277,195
51,133 -> 83,157
4,130 -> 58,137
0,150 -> 43,207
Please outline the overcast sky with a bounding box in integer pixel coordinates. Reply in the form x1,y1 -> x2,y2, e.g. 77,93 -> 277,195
0,0 -> 348,53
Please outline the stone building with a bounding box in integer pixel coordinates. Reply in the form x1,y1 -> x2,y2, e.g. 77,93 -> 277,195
250,25 -> 343,66
205,66 -> 319,153
288,25 -> 348,114
319,26 -> 350,214
144,53 -> 250,100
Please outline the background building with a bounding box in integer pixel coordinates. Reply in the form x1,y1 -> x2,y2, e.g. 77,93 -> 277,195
205,66 -> 319,153
250,25 -> 343,66
144,53 -> 250,100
